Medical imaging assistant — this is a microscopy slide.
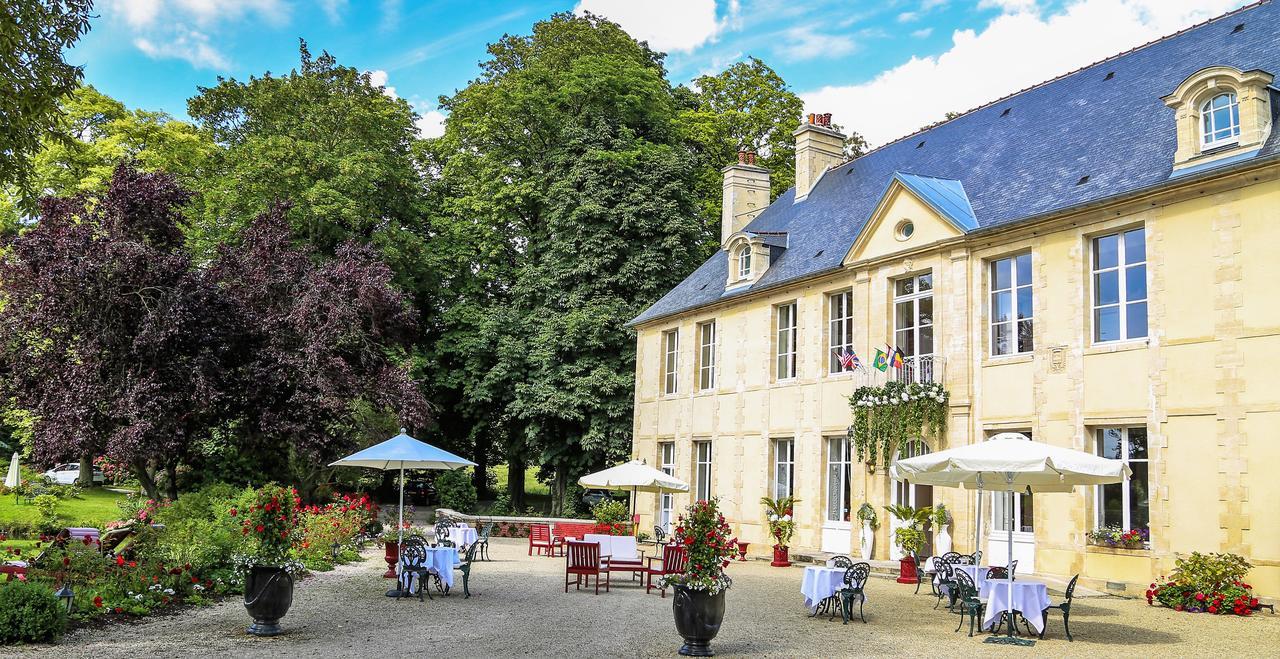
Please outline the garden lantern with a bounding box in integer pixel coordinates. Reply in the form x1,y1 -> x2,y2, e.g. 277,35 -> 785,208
331,541 -> 340,562
55,582 -> 74,613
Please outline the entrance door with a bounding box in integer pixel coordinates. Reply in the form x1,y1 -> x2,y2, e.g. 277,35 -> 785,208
984,432 -> 1035,573
891,439 -> 933,559
821,436 -> 852,554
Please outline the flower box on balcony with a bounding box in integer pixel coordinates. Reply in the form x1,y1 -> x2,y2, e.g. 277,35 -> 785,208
1087,526 -> 1148,550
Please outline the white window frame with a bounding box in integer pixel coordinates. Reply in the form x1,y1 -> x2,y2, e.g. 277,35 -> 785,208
1094,427 -> 1150,535
1091,227 -> 1147,344
989,253 -> 1033,357
775,302 -> 798,380
987,431 -> 1034,533
828,290 -> 855,374
893,272 -> 934,365
825,436 -> 851,523
659,442 -> 676,532
737,245 -> 752,279
662,329 -> 679,395
694,441 -> 713,501
772,438 -> 795,500
1200,92 -> 1241,149
697,320 -> 717,391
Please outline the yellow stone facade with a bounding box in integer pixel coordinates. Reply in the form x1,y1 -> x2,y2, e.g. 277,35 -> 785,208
630,159 -> 1280,599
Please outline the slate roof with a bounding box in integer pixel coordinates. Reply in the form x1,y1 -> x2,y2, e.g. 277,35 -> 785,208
631,1 -> 1280,327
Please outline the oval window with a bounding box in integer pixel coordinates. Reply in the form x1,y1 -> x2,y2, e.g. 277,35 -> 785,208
895,220 -> 915,241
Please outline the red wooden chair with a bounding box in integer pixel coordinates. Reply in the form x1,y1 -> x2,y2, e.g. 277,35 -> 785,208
645,544 -> 688,597
565,540 -> 609,594
529,523 -> 556,557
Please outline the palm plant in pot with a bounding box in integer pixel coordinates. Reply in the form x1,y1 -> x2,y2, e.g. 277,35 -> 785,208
663,498 -> 734,657
235,484 -> 301,636
884,504 -> 932,584
760,495 -> 798,567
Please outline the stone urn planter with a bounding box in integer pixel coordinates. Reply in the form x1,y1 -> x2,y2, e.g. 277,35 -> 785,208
896,556 -> 918,584
244,565 -> 294,636
770,544 -> 791,567
673,585 -> 726,657
735,542 -> 749,562
934,526 -> 952,556
383,541 -> 399,578
859,522 -> 874,560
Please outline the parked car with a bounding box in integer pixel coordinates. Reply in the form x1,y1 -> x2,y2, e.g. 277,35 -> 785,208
43,463 -> 105,485
582,488 -> 625,510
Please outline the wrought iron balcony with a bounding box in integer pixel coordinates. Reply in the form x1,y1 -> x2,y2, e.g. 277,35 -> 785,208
852,354 -> 946,388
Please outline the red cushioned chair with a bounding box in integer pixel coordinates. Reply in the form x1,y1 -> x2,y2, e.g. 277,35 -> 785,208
565,540 -> 609,594
645,544 -> 688,598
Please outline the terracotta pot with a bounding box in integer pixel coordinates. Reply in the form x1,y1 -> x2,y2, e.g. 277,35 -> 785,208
770,544 -> 791,567
672,585 -> 726,656
896,555 -> 918,584
383,541 -> 399,579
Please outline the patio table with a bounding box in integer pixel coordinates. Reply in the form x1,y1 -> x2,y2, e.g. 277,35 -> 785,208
402,546 -> 459,594
801,565 -> 850,614
981,579 -> 1051,633
940,563 -> 988,598
448,526 -> 478,548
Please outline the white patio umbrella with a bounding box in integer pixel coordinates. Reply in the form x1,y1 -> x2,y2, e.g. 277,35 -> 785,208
578,459 -> 689,531
892,433 -> 1129,642
329,429 -> 475,596
4,453 -> 19,489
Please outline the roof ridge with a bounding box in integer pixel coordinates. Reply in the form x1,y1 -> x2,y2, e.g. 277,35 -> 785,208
845,0 -> 1270,163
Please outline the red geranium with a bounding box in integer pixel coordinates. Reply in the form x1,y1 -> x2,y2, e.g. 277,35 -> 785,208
93,596 -> 103,608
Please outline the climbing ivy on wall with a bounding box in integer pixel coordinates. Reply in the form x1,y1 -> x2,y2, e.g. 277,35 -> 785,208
847,380 -> 949,469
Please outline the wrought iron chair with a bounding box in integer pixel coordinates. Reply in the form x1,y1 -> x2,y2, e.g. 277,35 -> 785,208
814,556 -> 854,618
986,566 -> 1009,580
1010,559 -> 1019,580
450,541 -> 480,598
941,551 -> 964,563
433,522 -> 455,548
564,540 -> 609,594
952,569 -> 986,637
828,555 -> 854,568
396,536 -> 434,602
653,525 -> 667,546
645,544 -> 688,597
934,559 -> 959,610
911,551 -> 928,595
984,567 -> 1034,636
839,562 -> 871,624
1039,574 -> 1079,641
972,550 -> 982,565
474,522 -> 494,561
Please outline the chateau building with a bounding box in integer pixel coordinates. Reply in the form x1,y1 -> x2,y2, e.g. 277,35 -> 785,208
627,2 -> 1280,598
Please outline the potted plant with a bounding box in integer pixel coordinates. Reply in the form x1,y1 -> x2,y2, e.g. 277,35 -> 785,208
378,503 -> 415,578
1088,526 -> 1148,549
856,503 -> 879,561
236,484 -> 300,636
591,499 -> 630,536
932,503 -> 952,556
663,498 -> 734,657
884,504 -> 931,583
760,496 -> 798,567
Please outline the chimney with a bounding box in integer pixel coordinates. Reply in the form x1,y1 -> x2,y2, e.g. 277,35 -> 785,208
721,149 -> 771,246
793,112 -> 845,202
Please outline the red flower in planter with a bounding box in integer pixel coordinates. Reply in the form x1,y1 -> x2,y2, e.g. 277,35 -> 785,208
1208,605 -> 1218,614
114,607 -> 123,614
255,525 -> 265,534
191,576 -> 200,584
1175,605 -> 1184,612
1195,593 -> 1206,601
116,555 -> 125,567
62,556 -> 70,568
1250,598 -> 1259,608
242,527 -> 249,536
82,536 -> 92,546
229,508 -> 237,516
93,596 -> 103,608
128,561 -> 137,568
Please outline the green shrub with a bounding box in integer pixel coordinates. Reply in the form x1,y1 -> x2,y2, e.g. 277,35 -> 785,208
32,495 -> 59,535
591,499 -> 629,531
435,469 -> 477,512
0,581 -> 67,644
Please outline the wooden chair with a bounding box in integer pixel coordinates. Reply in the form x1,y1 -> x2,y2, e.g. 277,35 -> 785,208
565,540 -> 609,594
839,562 -> 871,624
529,523 -> 556,557
1039,574 -> 1079,641
645,544 -> 687,597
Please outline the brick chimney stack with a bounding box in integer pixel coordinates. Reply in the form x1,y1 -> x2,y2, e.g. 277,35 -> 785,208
721,149 -> 770,246
793,112 -> 845,202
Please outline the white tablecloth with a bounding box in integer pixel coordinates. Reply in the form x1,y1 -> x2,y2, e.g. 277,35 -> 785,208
403,546 -> 459,592
940,563 -> 987,597
801,566 -> 847,611
448,526 -> 477,548
982,580 -> 1051,633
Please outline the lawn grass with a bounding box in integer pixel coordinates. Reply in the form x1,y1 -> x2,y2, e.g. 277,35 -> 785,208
0,487 -> 129,531
488,464 -> 550,496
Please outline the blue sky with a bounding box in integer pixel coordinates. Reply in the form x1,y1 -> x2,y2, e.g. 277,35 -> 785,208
75,1 -> 1248,146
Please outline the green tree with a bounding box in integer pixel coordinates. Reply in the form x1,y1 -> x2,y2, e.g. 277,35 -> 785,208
0,0 -> 92,199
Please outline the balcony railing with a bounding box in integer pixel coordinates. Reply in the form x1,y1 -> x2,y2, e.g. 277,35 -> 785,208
852,354 -> 946,388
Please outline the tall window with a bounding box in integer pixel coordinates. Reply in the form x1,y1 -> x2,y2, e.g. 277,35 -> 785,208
659,442 -> 676,532
990,432 -> 1034,533
1092,228 -> 1147,343
775,302 -> 797,380
894,272 -> 934,365
1201,92 -> 1240,148
737,245 -> 752,279
826,437 -> 851,523
990,254 -> 1033,356
772,439 -> 794,500
694,441 -> 713,501
1096,427 -> 1149,533
662,329 -> 679,394
828,291 -> 855,373
697,321 -> 717,391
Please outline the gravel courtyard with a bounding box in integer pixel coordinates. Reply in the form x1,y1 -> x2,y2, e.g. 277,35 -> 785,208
19,538 -> 1279,658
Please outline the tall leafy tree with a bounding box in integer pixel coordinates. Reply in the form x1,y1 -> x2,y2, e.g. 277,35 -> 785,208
0,0 -> 92,199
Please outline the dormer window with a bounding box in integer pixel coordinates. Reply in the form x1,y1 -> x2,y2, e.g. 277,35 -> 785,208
737,245 -> 752,279
1201,92 -> 1240,148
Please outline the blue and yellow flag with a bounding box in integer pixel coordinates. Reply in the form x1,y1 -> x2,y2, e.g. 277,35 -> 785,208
872,349 -> 889,372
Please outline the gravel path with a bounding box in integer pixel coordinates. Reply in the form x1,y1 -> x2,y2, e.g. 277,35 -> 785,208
15,538 -> 1278,657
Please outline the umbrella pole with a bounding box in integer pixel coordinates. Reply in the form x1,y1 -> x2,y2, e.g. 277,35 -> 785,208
387,464 -> 406,598
1006,473 -> 1015,637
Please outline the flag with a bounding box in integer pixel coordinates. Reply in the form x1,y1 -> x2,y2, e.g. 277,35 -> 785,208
891,346 -> 905,369
835,348 -> 859,371
872,349 -> 888,372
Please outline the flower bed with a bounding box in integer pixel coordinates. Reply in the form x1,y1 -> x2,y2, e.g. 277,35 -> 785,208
1147,551 -> 1259,616
1088,526 -> 1148,549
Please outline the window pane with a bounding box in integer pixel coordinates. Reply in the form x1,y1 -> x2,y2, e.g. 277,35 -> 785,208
992,323 -> 1011,356
1095,306 -> 1120,342
1097,428 -> 1122,459
1123,229 -> 1145,263
993,258 -> 1012,290
1128,427 -> 1148,459
918,296 -> 933,326
896,329 -> 915,356
1100,482 -> 1124,527
895,301 -> 914,329
918,273 -> 933,291
895,278 -> 914,296
1016,287 -> 1033,320
1095,270 -> 1119,305
1129,461 -> 1150,530
1126,264 -> 1146,301
1020,493 -> 1034,532
1015,253 -> 1032,285
827,463 -> 841,521
1126,302 -> 1148,339
991,291 -> 1011,323
918,325 -> 934,355
1017,319 -> 1034,353
1094,234 -> 1119,269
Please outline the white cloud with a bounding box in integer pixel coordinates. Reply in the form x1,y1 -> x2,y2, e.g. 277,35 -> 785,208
134,29 -> 230,70
575,0 -> 724,53
320,0 -> 348,24
911,27 -> 933,38
367,69 -> 397,99
775,26 -> 856,62
978,0 -> 1037,11
105,0 -> 288,71
415,110 -> 447,139
801,0 -> 1247,147
897,11 -> 919,22
116,0 -> 162,27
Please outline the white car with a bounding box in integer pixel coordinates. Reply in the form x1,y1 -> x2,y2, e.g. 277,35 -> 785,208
43,463 -> 105,485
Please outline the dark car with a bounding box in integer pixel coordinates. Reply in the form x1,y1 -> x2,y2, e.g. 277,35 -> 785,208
404,478 -> 436,503
582,488 -> 627,510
